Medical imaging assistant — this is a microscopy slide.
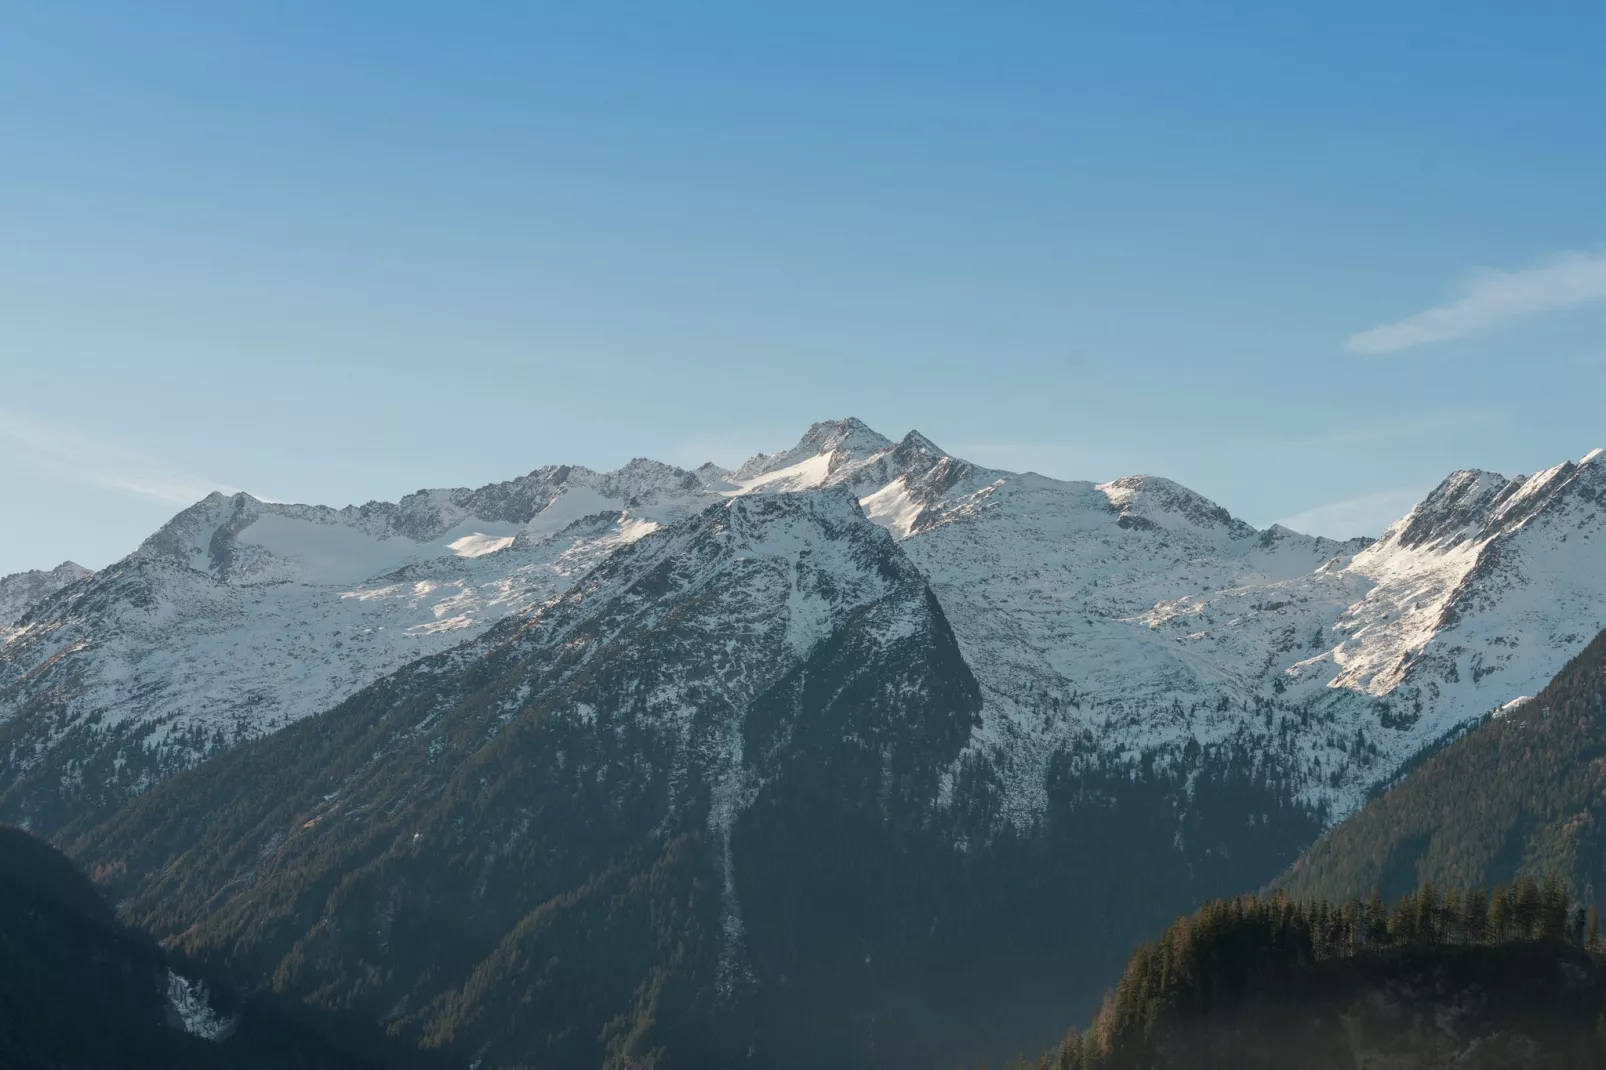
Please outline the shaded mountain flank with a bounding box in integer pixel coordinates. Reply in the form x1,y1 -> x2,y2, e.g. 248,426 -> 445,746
71,492 -> 1318,1070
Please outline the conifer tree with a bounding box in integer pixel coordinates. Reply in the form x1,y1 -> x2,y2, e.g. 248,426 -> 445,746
1514,877 -> 1541,939
1490,885 -> 1512,942
1365,890 -> 1387,946
1443,887 -> 1464,945
1465,887 -> 1489,946
1417,883 -> 1439,944
1541,875 -> 1570,942
1391,894 -> 1418,945
1342,899 -> 1362,956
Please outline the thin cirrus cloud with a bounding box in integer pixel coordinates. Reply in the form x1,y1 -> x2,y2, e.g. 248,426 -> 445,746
1347,249 -> 1606,354
0,411 -> 240,505
1276,487 -> 1430,541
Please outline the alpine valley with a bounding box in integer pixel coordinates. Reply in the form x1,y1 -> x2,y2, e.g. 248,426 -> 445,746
5,418 -> 1606,1068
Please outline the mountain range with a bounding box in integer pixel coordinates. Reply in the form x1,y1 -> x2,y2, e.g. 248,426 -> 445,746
5,418 -> 1606,1066
5,420 -> 1602,834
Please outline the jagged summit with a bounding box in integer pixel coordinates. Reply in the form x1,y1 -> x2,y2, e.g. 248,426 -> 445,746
896,429 -> 946,455
0,560 -> 93,632
730,416 -> 895,484
1386,447 -> 1604,551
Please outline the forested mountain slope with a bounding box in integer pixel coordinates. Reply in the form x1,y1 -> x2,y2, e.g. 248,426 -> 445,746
0,823 -> 428,1070
72,490 -> 1323,1070
1030,883 -> 1606,1070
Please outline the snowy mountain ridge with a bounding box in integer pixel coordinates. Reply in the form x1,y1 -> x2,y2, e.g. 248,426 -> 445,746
1,418 -> 1603,832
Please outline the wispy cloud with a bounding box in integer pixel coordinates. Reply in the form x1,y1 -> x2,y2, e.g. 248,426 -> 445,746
1277,487 -> 1428,540
1348,249 -> 1606,354
0,411 -> 239,504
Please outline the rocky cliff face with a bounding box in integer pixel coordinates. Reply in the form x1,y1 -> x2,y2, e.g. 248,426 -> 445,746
0,560 -> 90,632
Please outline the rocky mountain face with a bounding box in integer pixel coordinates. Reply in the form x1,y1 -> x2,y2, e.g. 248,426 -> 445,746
0,560 -> 90,632
1141,448 -> 1606,781
0,460 -> 730,829
77,491 -> 1000,1068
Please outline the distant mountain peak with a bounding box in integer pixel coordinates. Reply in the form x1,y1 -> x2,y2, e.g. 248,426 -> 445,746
731,417 -> 895,482
1384,447 -> 1605,552
895,429 -> 946,455
0,560 -> 94,631
1096,473 -> 1252,536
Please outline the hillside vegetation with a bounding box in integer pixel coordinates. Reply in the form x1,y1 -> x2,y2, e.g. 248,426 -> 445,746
0,824 -> 427,1070
1025,880 -> 1606,1070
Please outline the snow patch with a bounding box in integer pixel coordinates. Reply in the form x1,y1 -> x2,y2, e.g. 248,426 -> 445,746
448,532 -> 518,558
1496,695 -> 1532,717
859,479 -> 924,538
726,453 -> 832,495
168,970 -> 233,1040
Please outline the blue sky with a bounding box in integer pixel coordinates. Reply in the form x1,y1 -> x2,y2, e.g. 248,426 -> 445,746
3,3 -> 1604,575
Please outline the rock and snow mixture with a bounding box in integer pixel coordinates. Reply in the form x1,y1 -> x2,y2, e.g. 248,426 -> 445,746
2,420 -> 1602,827
0,560 -> 90,634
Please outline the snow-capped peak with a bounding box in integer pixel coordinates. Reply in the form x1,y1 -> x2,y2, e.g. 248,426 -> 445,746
1378,448 -> 1604,555
895,429 -> 946,456
1096,474 -> 1255,537
0,560 -> 92,631
731,417 -> 895,483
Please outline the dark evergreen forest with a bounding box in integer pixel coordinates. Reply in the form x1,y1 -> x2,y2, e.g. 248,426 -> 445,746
1018,880 -> 1606,1070
0,824 -> 439,1070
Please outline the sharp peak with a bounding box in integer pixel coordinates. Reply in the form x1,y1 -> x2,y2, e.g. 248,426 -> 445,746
610,456 -> 691,476
806,415 -> 879,432
1,560 -> 92,582
895,428 -> 947,455
794,416 -> 894,451
1387,446 -> 1605,549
